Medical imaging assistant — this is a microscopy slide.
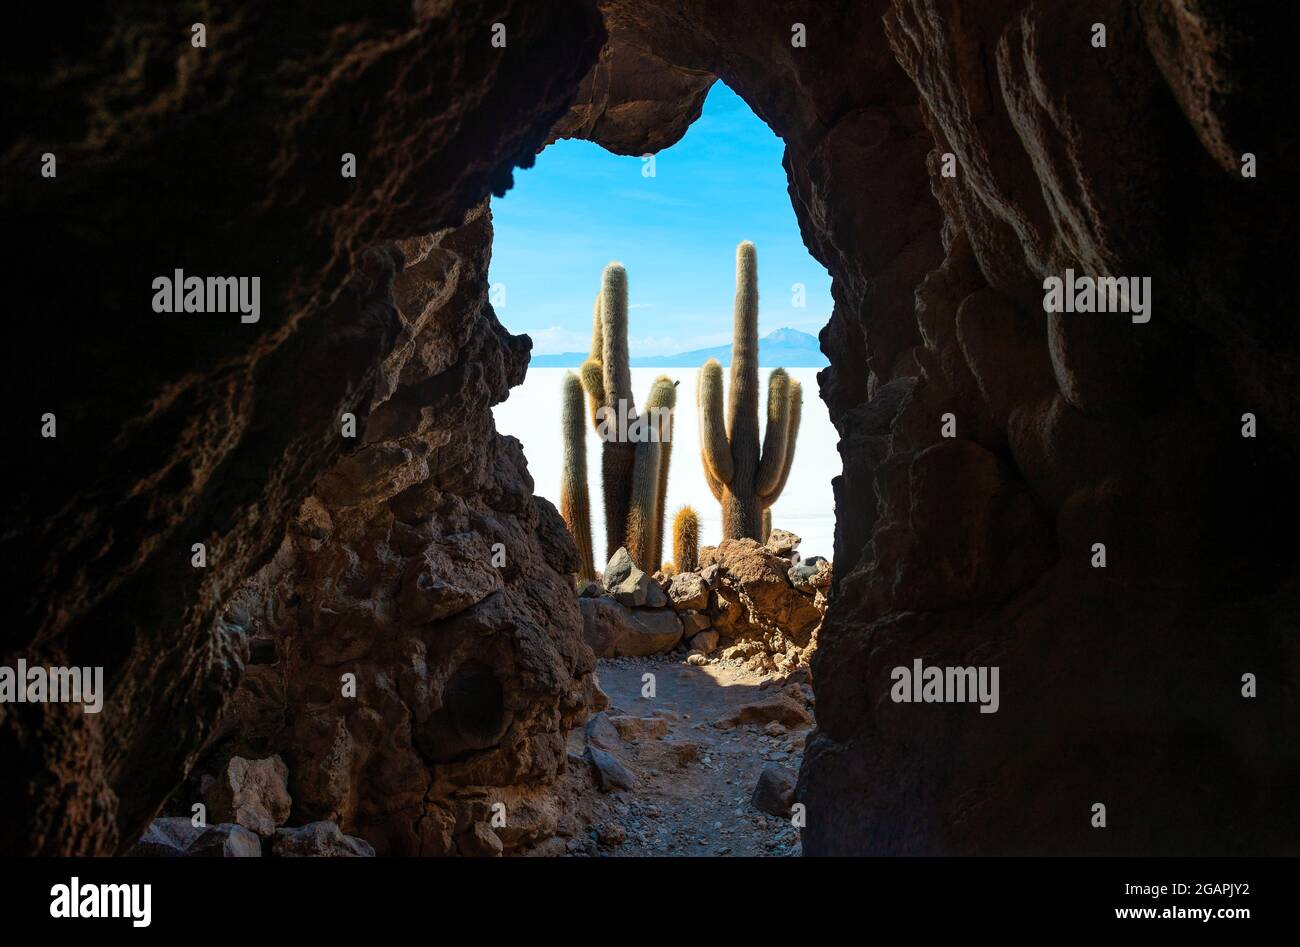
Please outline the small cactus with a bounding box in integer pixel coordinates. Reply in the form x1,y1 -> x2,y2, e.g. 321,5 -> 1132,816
761,508 -> 772,545
673,506 -> 700,573
698,241 -> 802,540
559,371 -> 596,582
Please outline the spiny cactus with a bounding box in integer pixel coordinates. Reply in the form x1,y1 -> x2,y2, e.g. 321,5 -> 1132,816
573,262 -> 678,571
698,241 -> 803,541
761,507 -> 772,545
673,506 -> 700,573
559,371 -> 596,583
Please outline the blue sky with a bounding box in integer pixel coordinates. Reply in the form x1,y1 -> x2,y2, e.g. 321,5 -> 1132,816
488,82 -> 834,356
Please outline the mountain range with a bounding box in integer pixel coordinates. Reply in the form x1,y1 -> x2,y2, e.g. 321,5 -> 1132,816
529,327 -> 827,368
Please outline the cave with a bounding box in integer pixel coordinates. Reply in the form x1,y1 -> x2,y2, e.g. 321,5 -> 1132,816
2,0 -> 1298,865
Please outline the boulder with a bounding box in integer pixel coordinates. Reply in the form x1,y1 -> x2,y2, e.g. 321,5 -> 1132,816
186,824 -> 263,857
751,764 -> 797,817
689,629 -> 719,654
272,821 -> 376,857
603,547 -> 652,606
644,579 -> 668,608
608,715 -> 668,742
680,610 -> 711,635
584,711 -> 625,753
203,755 -> 292,837
126,817 -> 207,857
455,823 -> 504,857
578,597 -> 683,657
715,695 -> 812,730
668,572 -> 709,610
763,529 -> 802,559
584,745 -> 637,792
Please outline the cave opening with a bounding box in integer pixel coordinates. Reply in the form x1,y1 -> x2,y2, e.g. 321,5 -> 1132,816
491,80 -> 839,563
484,79 -> 834,855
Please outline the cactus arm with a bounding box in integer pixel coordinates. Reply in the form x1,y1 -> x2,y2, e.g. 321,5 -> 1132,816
579,358 -> 605,430
600,262 -> 634,421
559,371 -> 595,582
756,368 -> 793,498
589,291 -> 604,361
697,358 -> 733,493
761,507 -> 772,544
759,377 -> 802,507
726,241 -> 761,473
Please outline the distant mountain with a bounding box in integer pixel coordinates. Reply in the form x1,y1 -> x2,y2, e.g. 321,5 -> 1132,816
530,327 -> 827,368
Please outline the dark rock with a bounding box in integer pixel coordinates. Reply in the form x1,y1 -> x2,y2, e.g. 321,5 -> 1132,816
751,765 -> 798,817
273,821 -> 376,858
584,746 -> 637,793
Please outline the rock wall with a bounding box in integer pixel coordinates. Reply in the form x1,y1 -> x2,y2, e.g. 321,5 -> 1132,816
181,206 -> 598,855
560,0 -> 1300,855
0,0 -> 605,856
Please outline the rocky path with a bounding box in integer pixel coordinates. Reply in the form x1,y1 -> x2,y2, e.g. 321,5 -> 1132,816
561,654 -> 815,857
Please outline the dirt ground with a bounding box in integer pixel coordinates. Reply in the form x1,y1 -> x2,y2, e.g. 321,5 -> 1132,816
557,654 -> 814,857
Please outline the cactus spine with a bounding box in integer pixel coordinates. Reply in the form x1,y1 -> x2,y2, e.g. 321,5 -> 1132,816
698,241 -> 802,541
574,262 -> 678,571
560,371 -> 596,583
673,506 -> 700,573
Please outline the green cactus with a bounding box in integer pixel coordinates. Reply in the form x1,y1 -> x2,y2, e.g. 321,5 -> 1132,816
698,241 -> 803,541
574,262 -> 678,571
559,371 -> 596,583
673,506 -> 700,573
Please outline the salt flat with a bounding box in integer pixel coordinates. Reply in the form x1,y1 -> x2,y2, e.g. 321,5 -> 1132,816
494,367 -> 838,562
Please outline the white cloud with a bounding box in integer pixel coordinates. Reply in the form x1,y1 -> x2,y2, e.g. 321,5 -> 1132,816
527,325 -> 591,355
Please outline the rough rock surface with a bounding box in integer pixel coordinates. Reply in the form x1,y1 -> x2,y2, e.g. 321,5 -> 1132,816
0,1 -> 605,855
273,822 -> 376,858
579,597 -> 683,658
203,755 -> 291,837
173,207 -> 600,857
556,0 -> 1300,855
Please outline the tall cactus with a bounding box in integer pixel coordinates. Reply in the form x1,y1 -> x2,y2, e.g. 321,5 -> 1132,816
698,241 -> 803,541
560,371 -> 596,583
573,262 -> 678,571
673,506 -> 700,573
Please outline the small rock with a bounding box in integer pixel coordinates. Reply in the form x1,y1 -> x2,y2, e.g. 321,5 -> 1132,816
644,580 -> 668,608
585,745 -> 637,792
668,572 -> 709,610
686,652 -> 708,666
585,711 -> 625,753
763,529 -> 801,558
596,823 -> 626,847
204,755 -> 292,837
664,740 -> 701,767
608,715 -> 668,742
187,823 -> 263,857
689,629 -> 719,654
764,721 -> 786,737
273,821 -> 375,857
455,823 -> 504,858
126,817 -> 208,857
680,610 -> 711,635
751,764 -> 798,817
578,580 -> 603,598
603,547 -> 652,606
